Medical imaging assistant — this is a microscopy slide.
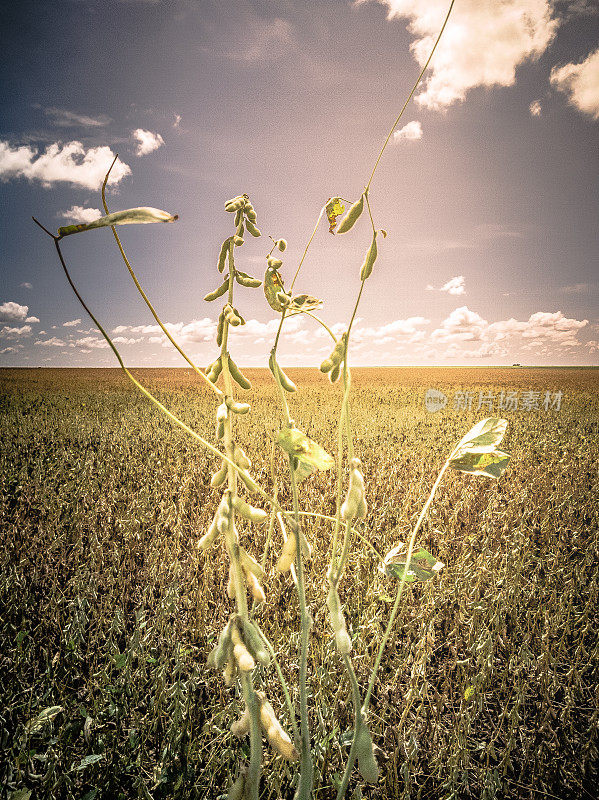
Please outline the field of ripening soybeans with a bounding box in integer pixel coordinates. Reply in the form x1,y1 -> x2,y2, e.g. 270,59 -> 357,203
1,365 -> 598,800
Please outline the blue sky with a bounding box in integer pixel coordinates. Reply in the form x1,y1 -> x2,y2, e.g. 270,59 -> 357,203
1,0 -> 598,367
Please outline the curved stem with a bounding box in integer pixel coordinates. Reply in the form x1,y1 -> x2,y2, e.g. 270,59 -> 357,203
101,156 -> 223,397
364,0 -> 455,194
287,309 -> 338,344
289,205 -> 326,293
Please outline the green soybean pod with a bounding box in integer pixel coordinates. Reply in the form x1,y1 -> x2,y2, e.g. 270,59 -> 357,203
234,209 -> 242,227
216,312 -> 225,347
245,219 -> 261,237
232,496 -> 268,524
207,619 -> 233,669
235,271 -> 262,288
210,462 -> 227,488
226,397 -> 251,414
329,363 -> 341,383
320,356 -> 333,373
267,255 -> 283,269
206,356 -> 222,383
234,445 -> 251,470
240,618 -> 270,667
355,723 -> 380,784
227,775 -> 245,800
276,238 -> 287,252
204,279 -> 229,302
360,232 -> 378,281
217,239 -> 230,273
225,197 -> 244,212
336,193 -> 365,234
269,352 -> 296,392
233,235 -> 244,246
331,335 -> 347,366
228,357 -> 251,390
238,469 -> 259,495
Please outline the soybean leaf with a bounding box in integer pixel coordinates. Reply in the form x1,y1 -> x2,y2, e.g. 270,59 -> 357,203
383,544 -> 444,583
294,460 -> 317,483
289,294 -> 322,313
449,449 -> 511,479
454,417 -> 508,454
276,427 -> 334,471
25,705 -> 63,734
73,754 -> 104,772
326,197 -> 345,233
58,207 -> 178,238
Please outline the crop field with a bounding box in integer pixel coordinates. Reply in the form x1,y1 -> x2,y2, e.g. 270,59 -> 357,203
1,366 -> 598,800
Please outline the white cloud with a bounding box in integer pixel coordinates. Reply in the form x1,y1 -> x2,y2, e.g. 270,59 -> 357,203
441,276 -> 466,295
132,129 -> 165,157
20,282 -> 33,290
35,337 -> 66,347
113,336 -> 142,344
60,206 -> 102,224
431,306 -> 487,343
73,336 -> 109,349
529,100 -> 542,116
394,120 -> 422,141
173,114 -> 182,128
0,347 -> 17,354
25,316 -> 40,323
551,47 -> 599,119
63,318 -> 82,327
372,0 -> 558,110
44,107 -> 112,128
0,325 -> 32,338
0,140 -> 131,190
0,301 -> 29,321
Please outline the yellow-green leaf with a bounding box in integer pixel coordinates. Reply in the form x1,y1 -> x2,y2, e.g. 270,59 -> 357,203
276,427 -> 334,471
449,449 -> 511,479
326,196 -> 345,233
264,267 -> 286,312
383,544 -> 444,583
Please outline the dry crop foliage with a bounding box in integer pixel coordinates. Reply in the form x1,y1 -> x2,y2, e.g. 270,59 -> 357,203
23,2 -> 595,798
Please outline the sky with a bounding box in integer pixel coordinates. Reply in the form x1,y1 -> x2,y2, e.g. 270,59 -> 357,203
1,0 -> 598,368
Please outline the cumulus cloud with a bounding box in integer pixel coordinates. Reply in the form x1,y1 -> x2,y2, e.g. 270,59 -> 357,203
132,129 -> 165,156
551,47 -> 599,119
20,282 -> 32,290
372,0 -> 558,109
0,347 -> 17,354
425,276 -> 466,295
0,325 -> 32,338
60,206 -> 102,224
25,316 -> 40,323
0,141 -> 131,190
73,336 -> 109,349
35,337 -> 65,347
394,120 -> 423,141
529,100 -> 542,116
0,301 -> 29,321
63,319 -> 82,327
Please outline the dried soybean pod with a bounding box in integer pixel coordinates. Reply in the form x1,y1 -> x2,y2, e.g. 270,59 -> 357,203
329,363 -> 341,383
360,231 -> 378,281
228,357 -> 252,390
225,197 -> 244,212
210,462 -> 227,488
233,442 -> 250,470
204,278 -> 229,302
336,193 -> 365,234
240,619 -> 270,666
232,496 -> 268,524
231,623 -> 255,672
299,530 -> 312,560
197,512 -> 220,550
217,239 -> 230,273
276,238 -> 287,251
216,420 -> 225,440
326,586 -> 345,633
231,706 -> 251,737
216,402 -> 228,423
239,547 -> 264,579
223,650 -> 237,686
232,235 -> 244,246
245,569 -> 266,603
216,311 -> 225,347
245,219 -> 261,237
277,532 -> 297,572
355,722 -> 380,784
